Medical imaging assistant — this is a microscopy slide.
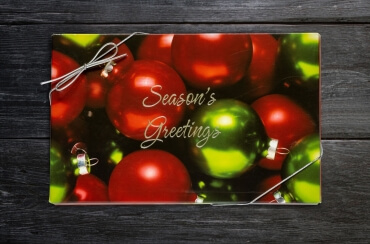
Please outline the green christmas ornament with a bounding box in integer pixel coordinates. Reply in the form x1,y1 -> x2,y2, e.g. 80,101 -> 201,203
277,33 -> 320,89
49,141 -> 70,204
62,34 -> 101,48
189,99 -> 278,179
278,133 -> 321,203
194,174 -> 241,203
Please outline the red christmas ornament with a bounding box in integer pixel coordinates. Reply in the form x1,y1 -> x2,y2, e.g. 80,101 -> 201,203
85,70 -> 111,108
137,34 -> 174,67
256,174 -> 281,203
106,60 -> 186,141
243,34 -> 278,101
172,34 -> 252,89
51,51 -> 87,127
109,150 -> 192,202
186,191 -> 199,203
104,38 -> 134,85
51,116 -> 89,149
85,39 -> 134,108
70,174 -> 109,202
251,94 -> 316,170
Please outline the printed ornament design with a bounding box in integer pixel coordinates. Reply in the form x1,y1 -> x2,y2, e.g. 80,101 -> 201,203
46,33 -> 321,205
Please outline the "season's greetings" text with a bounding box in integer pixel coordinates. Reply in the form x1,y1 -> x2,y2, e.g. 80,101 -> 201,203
140,85 -> 220,149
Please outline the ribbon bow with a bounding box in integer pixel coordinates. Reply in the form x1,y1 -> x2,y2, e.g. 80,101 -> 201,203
41,32 -> 147,104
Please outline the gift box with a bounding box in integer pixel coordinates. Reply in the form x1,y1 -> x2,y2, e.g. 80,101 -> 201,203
46,33 -> 321,205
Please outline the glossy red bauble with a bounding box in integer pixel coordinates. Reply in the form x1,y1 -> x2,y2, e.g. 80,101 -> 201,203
51,116 -> 89,150
104,38 -> 134,85
172,34 -> 252,89
251,94 -> 316,170
85,39 -> 134,108
256,174 -> 281,203
187,191 -> 199,203
51,51 -> 87,127
109,150 -> 192,202
243,34 -> 278,101
106,60 -> 186,141
70,174 -> 109,202
85,70 -> 111,108
137,34 -> 174,67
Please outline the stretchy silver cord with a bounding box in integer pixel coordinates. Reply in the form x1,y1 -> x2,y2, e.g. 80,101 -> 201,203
212,143 -> 323,206
41,32 -> 148,105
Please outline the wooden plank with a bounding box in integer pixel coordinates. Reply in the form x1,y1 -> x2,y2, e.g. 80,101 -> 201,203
1,0 -> 368,243
0,138 -> 369,242
1,0 -> 369,24
0,24 -> 368,139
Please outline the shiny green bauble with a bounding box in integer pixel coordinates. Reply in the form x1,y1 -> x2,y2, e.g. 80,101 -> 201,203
194,174 -> 241,203
189,99 -> 270,179
277,33 -> 320,89
49,141 -> 70,204
281,133 -> 321,203
61,34 -> 101,48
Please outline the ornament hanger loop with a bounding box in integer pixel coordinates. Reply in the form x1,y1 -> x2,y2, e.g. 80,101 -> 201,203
71,143 -> 100,175
276,147 -> 290,155
41,32 -> 148,105
87,157 -> 99,167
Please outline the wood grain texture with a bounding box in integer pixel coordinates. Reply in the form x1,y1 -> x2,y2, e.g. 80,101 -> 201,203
1,0 -> 369,243
1,0 -> 369,24
0,24 -> 369,139
1,139 -> 369,243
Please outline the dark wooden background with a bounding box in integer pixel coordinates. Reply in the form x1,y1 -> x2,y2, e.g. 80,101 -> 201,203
1,1 -> 369,243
